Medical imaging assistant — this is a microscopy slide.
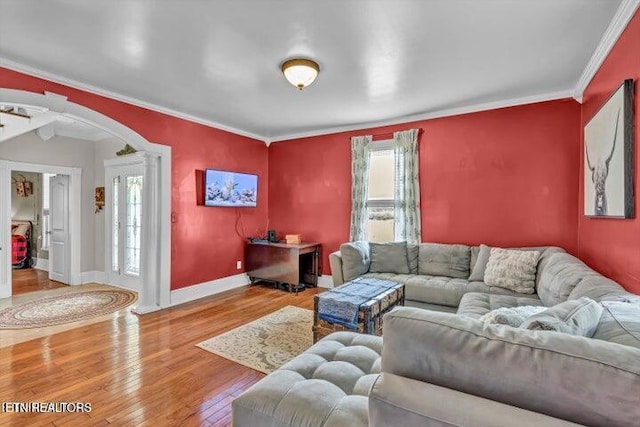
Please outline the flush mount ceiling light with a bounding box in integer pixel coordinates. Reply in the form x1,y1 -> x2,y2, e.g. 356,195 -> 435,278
281,58 -> 320,90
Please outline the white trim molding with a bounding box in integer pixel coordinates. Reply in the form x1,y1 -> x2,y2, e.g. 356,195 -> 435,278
268,89 -> 574,143
0,162 -> 10,298
170,273 -> 251,307
0,57 -> 267,143
81,270 -> 106,284
0,57 -> 575,146
0,160 -> 82,294
170,273 -> 334,307
573,0 -> 640,102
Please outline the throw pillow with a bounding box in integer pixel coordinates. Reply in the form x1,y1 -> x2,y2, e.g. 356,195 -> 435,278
340,241 -> 370,282
479,305 -> 547,328
484,248 -> 541,294
418,243 -> 471,278
521,297 -> 604,337
370,242 -> 410,274
468,244 -> 491,281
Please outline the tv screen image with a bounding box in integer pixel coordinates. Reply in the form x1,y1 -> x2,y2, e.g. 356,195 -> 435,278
204,169 -> 258,207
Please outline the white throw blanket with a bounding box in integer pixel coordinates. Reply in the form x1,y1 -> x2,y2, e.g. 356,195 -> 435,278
479,305 -> 546,327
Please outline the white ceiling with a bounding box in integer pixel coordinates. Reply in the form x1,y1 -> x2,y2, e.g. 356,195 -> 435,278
0,1 -> 627,142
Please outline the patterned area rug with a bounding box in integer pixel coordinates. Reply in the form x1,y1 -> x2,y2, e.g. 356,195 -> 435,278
197,305 -> 313,374
0,289 -> 137,329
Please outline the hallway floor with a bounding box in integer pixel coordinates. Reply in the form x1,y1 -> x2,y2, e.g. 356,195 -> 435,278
12,267 -> 66,296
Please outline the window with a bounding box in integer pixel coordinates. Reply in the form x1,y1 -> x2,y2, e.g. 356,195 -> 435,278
124,175 -> 143,276
367,141 -> 396,243
112,176 -> 119,273
350,129 -> 420,244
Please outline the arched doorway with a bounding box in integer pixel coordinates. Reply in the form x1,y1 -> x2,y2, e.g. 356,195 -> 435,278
0,89 -> 171,313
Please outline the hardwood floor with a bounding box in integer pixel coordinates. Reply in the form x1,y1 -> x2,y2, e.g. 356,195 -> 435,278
12,268 -> 67,295
0,284 -> 321,426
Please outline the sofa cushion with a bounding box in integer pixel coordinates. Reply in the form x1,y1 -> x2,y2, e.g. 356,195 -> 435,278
407,244 -> 419,274
568,274 -> 627,302
382,307 -> 640,427
340,241 -> 370,282
468,244 -> 491,281
369,242 -> 409,274
484,248 -> 540,294
370,373 -> 582,427
521,297 -> 603,337
593,300 -> 640,348
418,243 -> 470,279
404,276 -> 486,307
457,292 -> 543,319
537,253 -> 599,307
232,331 -> 382,427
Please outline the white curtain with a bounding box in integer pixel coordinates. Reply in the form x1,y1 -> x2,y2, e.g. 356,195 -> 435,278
393,129 -> 421,244
350,135 -> 373,241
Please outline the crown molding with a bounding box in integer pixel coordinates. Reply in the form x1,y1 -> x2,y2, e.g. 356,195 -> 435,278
0,58 -> 576,147
573,0 -> 640,102
268,89 -> 574,143
0,57 -> 268,143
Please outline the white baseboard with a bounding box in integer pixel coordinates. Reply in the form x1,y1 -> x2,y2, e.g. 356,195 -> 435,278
81,270 -> 106,284
170,273 -> 250,307
317,275 -> 334,288
33,258 -> 49,271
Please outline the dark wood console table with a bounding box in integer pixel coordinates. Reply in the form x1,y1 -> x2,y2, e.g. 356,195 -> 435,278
245,241 -> 322,293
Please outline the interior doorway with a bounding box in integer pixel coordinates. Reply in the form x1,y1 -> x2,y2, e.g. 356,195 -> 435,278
1,161 -> 82,298
10,168 -> 72,295
0,88 -> 171,313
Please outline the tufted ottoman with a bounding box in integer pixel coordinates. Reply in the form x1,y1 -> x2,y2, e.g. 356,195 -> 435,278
232,331 -> 382,427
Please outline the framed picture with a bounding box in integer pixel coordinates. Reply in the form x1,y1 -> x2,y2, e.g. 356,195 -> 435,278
95,186 -> 105,213
584,79 -> 634,218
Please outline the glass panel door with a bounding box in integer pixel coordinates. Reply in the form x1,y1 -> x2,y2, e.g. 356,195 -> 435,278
124,175 -> 143,276
106,164 -> 143,291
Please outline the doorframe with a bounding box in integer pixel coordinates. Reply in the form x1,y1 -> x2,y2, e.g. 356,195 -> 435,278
0,162 -> 81,296
0,89 -> 172,313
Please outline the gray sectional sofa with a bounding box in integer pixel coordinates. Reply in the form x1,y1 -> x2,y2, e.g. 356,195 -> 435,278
329,242 -> 589,312
233,241 -> 640,426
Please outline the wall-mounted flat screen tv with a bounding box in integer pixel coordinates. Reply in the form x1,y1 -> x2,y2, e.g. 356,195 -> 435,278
204,169 -> 258,207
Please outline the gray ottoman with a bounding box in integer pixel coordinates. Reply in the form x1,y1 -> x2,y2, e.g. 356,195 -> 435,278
232,331 -> 382,427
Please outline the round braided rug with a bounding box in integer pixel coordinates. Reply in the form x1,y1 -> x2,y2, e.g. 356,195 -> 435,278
0,290 -> 137,329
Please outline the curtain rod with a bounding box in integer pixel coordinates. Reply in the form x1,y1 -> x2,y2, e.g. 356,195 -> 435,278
371,128 -> 423,141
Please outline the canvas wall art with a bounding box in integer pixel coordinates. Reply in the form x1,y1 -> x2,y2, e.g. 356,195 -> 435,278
584,79 -> 634,218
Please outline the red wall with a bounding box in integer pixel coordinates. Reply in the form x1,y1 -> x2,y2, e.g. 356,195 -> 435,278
578,10 -> 640,294
269,99 -> 581,273
0,67 -> 268,290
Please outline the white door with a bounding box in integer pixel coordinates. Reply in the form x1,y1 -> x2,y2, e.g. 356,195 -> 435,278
106,164 -> 144,290
49,175 -> 70,284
